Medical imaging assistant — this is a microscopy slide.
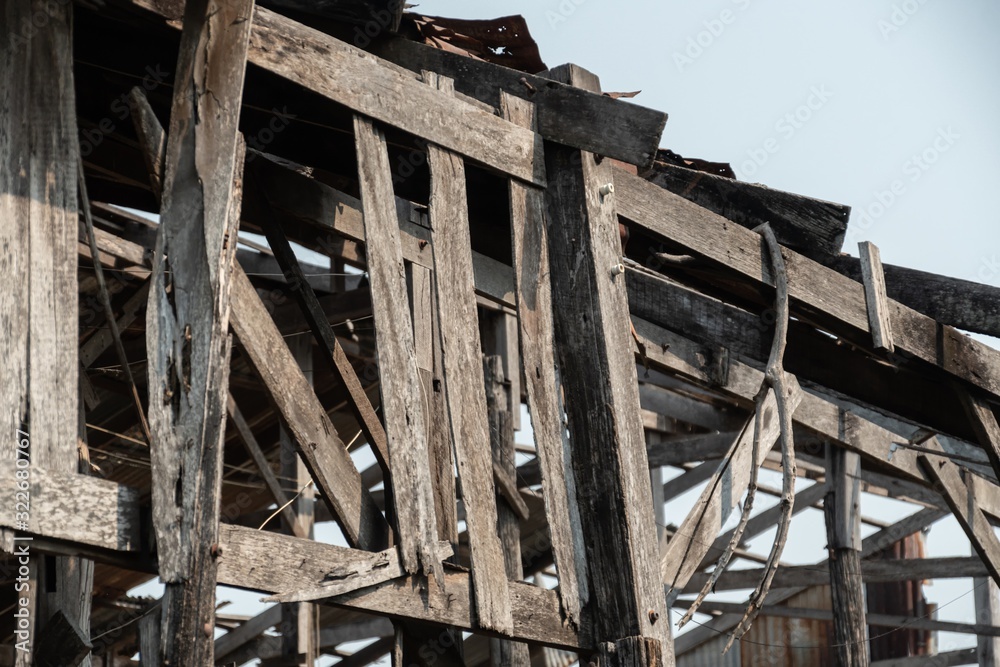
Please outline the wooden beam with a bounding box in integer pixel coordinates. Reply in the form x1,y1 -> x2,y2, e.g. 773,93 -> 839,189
542,64 -> 669,660
643,161 -> 849,260
960,391 -> 1000,493
870,648 -> 977,667
354,114 -> 442,583
615,167 -> 1000,402
32,610 -> 92,667
132,0 -> 543,184
364,36 -> 667,168
214,605 -> 282,663
661,383 -> 801,594
825,254 -> 1000,338
215,525 -> 585,650
144,2 -> 253,663
230,264 -> 389,549
974,539 -> 1000,667
825,444 -> 869,667
501,88 -> 589,629
858,241 -> 894,353
421,73 -> 512,633
685,556 -> 989,593
919,450 -> 1000,589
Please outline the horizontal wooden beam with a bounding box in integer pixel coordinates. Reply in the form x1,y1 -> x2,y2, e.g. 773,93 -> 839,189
870,647 -> 977,667
365,37 -> 667,168
643,162 -> 848,260
132,0 -> 544,184
615,167 -> 1000,402
215,525 -> 587,650
684,556 -> 988,593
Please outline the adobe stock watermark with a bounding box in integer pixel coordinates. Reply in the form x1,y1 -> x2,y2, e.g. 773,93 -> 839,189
546,0 -> 588,30
847,126 -> 959,245
79,66 -> 170,158
244,107 -> 296,162
673,0 -> 753,73
351,0 -> 405,48
878,0 -> 933,40
735,85 -> 834,180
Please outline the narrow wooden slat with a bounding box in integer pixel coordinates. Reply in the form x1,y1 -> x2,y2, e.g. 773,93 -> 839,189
215,605 -> 282,662
353,114 -> 442,583
859,241 -> 894,353
230,264 -> 389,550
32,610 -> 92,667
614,167 -> 1000,401
423,72 -> 512,634
542,64 -> 669,654
661,382 -> 802,593
144,3 -> 253,662
871,648 -> 977,667
919,449 -> 1000,588
961,391 -> 1000,489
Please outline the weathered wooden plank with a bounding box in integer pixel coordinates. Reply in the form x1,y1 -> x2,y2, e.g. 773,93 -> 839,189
215,525 -> 584,649
685,556 -> 989,593
32,610 -> 92,667
230,264 -> 389,549
871,648 -> 977,667
825,444 -> 868,667
422,73 -> 513,633
214,605 -> 282,663
137,605 -> 161,667
364,37 -> 667,168
661,383 -> 802,593
353,114 -> 443,584
643,162 -> 849,259
859,241 -> 894,353
542,64 -> 670,658
975,549 -> 1000,667
144,3 -> 253,662
131,0 -> 543,183
919,450 -> 1000,588
0,467 -> 140,551
960,391 -> 1000,492
826,255 -> 1000,338
614,167 -> 1000,401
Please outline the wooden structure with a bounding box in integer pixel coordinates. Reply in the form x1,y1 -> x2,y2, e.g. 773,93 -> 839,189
3,1 -> 1000,665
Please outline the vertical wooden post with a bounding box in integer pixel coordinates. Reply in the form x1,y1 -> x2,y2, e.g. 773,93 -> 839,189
484,354 -> 531,667
145,1 -> 253,663
975,544 -> 1000,667
542,64 -> 671,666
280,336 -> 317,665
825,445 -> 869,667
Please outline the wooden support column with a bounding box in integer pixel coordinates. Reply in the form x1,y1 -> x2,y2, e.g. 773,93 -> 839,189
541,64 -> 670,665
1,2 -> 93,664
825,445 -> 869,667
280,336 -> 317,666
975,540 -> 1000,667
144,1 -> 253,664
485,355 -> 531,667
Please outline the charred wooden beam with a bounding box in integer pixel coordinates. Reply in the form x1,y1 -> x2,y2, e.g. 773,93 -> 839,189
642,162 -> 849,260
144,1 -> 253,663
542,64 -> 670,663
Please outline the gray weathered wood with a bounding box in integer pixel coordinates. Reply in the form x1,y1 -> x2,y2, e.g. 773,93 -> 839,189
32,610 -> 92,667
230,264 -> 389,549
542,64 -> 670,658
643,161 -> 849,259
919,450 -> 1000,589
975,544 -> 1000,667
366,37 -> 667,168
614,167 -> 1000,402
502,90 -> 589,629
825,444 -> 869,667
685,556 -> 989,593
422,73 -> 512,633
132,0 -> 543,184
354,114 -> 443,584
661,383 -> 801,594
960,391 -> 1000,495
215,525 -> 583,649
214,605 -> 282,663
137,605 -> 161,667
859,241 -> 894,353
144,3 -> 252,662
870,648 -> 977,667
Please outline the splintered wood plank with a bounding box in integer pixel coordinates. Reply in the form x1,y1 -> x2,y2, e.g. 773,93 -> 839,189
144,3 -> 254,663
661,382 -> 802,594
353,115 -> 442,583
129,0 -> 543,184
423,73 -> 513,635
541,64 -> 670,655
258,207 -> 391,471
215,526 -> 585,650
859,241 -> 894,353
230,264 -> 389,550
919,449 -> 1000,588
614,167 -> 1000,402
501,90 -> 588,629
